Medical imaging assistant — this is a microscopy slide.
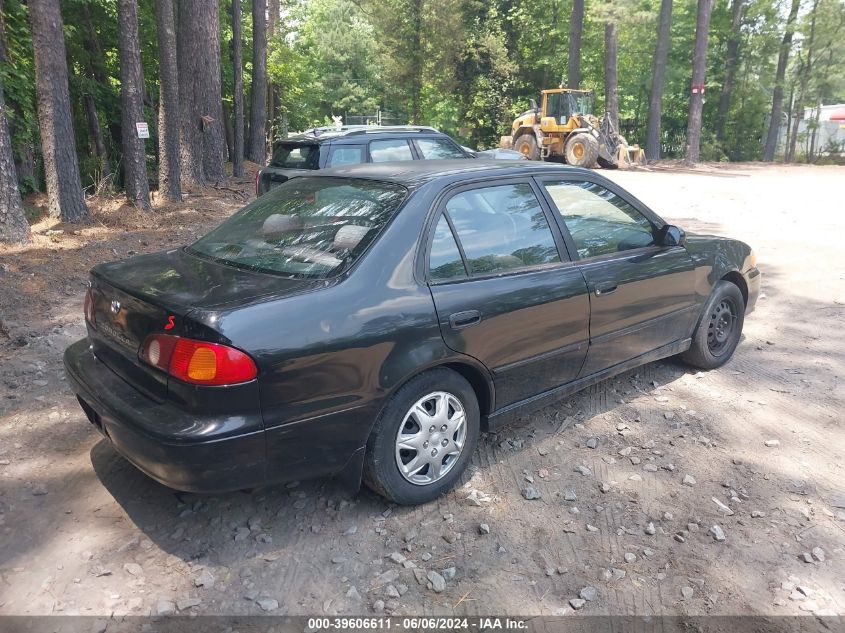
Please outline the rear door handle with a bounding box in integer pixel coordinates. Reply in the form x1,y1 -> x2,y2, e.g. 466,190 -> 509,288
449,310 -> 481,330
594,283 -> 618,296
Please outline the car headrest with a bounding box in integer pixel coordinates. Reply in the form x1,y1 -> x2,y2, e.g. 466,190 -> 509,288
262,214 -> 303,236
333,225 -> 371,252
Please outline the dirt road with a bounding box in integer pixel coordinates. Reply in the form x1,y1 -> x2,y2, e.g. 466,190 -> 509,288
1,163 -> 843,619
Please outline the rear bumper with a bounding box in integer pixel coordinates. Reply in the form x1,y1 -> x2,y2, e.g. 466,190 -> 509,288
63,339 -> 267,493
744,266 -> 762,314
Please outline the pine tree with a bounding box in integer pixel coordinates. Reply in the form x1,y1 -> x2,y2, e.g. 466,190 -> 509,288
247,0 -> 267,164
156,0 -> 182,201
117,0 -> 151,210
686,0 -> 715,163
28,0 -> 89,222
645,0 -> 673,160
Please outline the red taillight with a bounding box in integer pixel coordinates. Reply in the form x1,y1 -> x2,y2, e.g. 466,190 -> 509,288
139,334 -> 257,386
84,288 -> 96,326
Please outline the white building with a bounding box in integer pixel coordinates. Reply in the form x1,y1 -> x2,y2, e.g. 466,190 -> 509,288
778,103 -> 845,157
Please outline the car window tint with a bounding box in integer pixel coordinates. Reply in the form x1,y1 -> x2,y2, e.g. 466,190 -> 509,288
446,183 -> 561,276
369,139 -> 414,162
269,143 -> 320,169
543,181 -> 656,259
417,138 -> 466,159
429,216 -> 467,280
327,145 -> 365,167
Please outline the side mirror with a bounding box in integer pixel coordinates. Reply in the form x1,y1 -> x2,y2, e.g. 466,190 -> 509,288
660,224 -> 686,247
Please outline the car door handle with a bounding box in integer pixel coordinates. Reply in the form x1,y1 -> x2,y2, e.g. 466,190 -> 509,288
594,283 -> 618,296
449,310 -> 481,330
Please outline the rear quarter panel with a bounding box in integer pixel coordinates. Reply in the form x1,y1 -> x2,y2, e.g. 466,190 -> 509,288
189,186 -> 463,482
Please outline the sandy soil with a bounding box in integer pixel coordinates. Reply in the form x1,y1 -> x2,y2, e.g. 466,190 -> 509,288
0,162 -> 843,621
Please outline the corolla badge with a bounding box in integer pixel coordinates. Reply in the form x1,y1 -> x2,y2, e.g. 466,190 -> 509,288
110,300 -> 121,314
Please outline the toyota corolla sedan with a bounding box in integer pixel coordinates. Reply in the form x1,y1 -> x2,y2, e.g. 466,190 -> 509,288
65,161 -> 760,505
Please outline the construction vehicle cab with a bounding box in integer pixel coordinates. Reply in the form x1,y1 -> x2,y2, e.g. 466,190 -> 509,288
501,87 -> 644,169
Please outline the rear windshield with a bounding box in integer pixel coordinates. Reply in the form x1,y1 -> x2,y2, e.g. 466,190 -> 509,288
269,142 -> 321,169
188,178 -> 407,278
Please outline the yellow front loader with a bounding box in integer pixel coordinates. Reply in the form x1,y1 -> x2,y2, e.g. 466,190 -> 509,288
500,88 -> 645,168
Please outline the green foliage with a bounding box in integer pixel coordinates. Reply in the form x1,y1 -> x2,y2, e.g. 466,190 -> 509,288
1,0 -> 38,192
5,0 -> 845,203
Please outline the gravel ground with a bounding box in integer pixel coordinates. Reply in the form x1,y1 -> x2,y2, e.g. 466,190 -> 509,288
0,163 -> 843,620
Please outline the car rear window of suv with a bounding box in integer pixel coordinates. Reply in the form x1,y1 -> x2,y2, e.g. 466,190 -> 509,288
189,178 -> 407,279
270,142 -> 321,169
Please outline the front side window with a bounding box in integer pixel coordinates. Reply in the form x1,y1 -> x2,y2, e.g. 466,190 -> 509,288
546,93 -> 562,122
189,178 -> 407,278
369,139 -> 414,162
327,145 -> 365,167
445,183 -> 561,276
269,143 -> 321,169
543,181 -> 656,259
416,138 -> 466,159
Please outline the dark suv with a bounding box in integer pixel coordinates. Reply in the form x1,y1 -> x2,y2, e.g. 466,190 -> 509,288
256,126 -> 471,195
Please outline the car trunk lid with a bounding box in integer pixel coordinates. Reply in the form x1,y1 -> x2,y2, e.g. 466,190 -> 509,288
87,248 -> 320,401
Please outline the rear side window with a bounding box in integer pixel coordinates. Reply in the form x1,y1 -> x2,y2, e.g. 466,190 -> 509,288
269,143 -> 321,169
370,139 -> 414,162
416,138 -> 466,159
445,183 -> 561,276
428,216 -> 467,280
189,178 -> 407,279
327,145 -> 365,167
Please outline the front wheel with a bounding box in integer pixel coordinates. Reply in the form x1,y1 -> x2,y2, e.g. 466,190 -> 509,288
513,134 -> 540,160
363,368 -> 480,505
565,133 -> 600,167
681,280 -> 746,369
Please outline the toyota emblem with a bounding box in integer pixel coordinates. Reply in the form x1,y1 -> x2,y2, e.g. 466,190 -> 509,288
110,300 -> 121,314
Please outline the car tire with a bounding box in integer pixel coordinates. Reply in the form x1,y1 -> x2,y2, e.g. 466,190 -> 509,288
362,368 -> 480,505
513,134 -> 540,160
565,133 -> 600,167
681,280 -> 746,370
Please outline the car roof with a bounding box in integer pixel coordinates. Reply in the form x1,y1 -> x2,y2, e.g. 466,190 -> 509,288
308,159 -> 596,187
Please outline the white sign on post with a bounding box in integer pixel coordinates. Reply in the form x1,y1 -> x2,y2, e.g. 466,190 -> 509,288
136,122 -> 150,139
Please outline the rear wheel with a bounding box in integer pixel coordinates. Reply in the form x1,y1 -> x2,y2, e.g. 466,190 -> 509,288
565,133 -> 599,167
363,368 -> 480,505
681,280 -> 746,369
513,134 -> 540,160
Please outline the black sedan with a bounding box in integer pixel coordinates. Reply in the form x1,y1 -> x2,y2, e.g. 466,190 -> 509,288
64,161 -> 760,505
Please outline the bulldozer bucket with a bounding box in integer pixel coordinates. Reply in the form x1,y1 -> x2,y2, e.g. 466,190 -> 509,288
614,141 -> 646,169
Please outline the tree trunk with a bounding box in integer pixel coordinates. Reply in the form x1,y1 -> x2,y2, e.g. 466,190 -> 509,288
604,19 -> 619,130
118,0 -> 151,211
685,0 -> 714,164
155,0 -> 182,202
787,0 -> 819,164
178,0 -> 227,186
0,78 -> 29,244
81,3 -> 121,154
223,101 -> 234,163
567,0 -> 585,88
83,93 -> 108,161
231,0 -> 244,177
645,0 -> 672,160
410,0 -> 423,124
28,0 -> 89,222
247,0 -> 267,164
762,0 -> 801,161
715,0 -> 744,142
267,0 -> 279,146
